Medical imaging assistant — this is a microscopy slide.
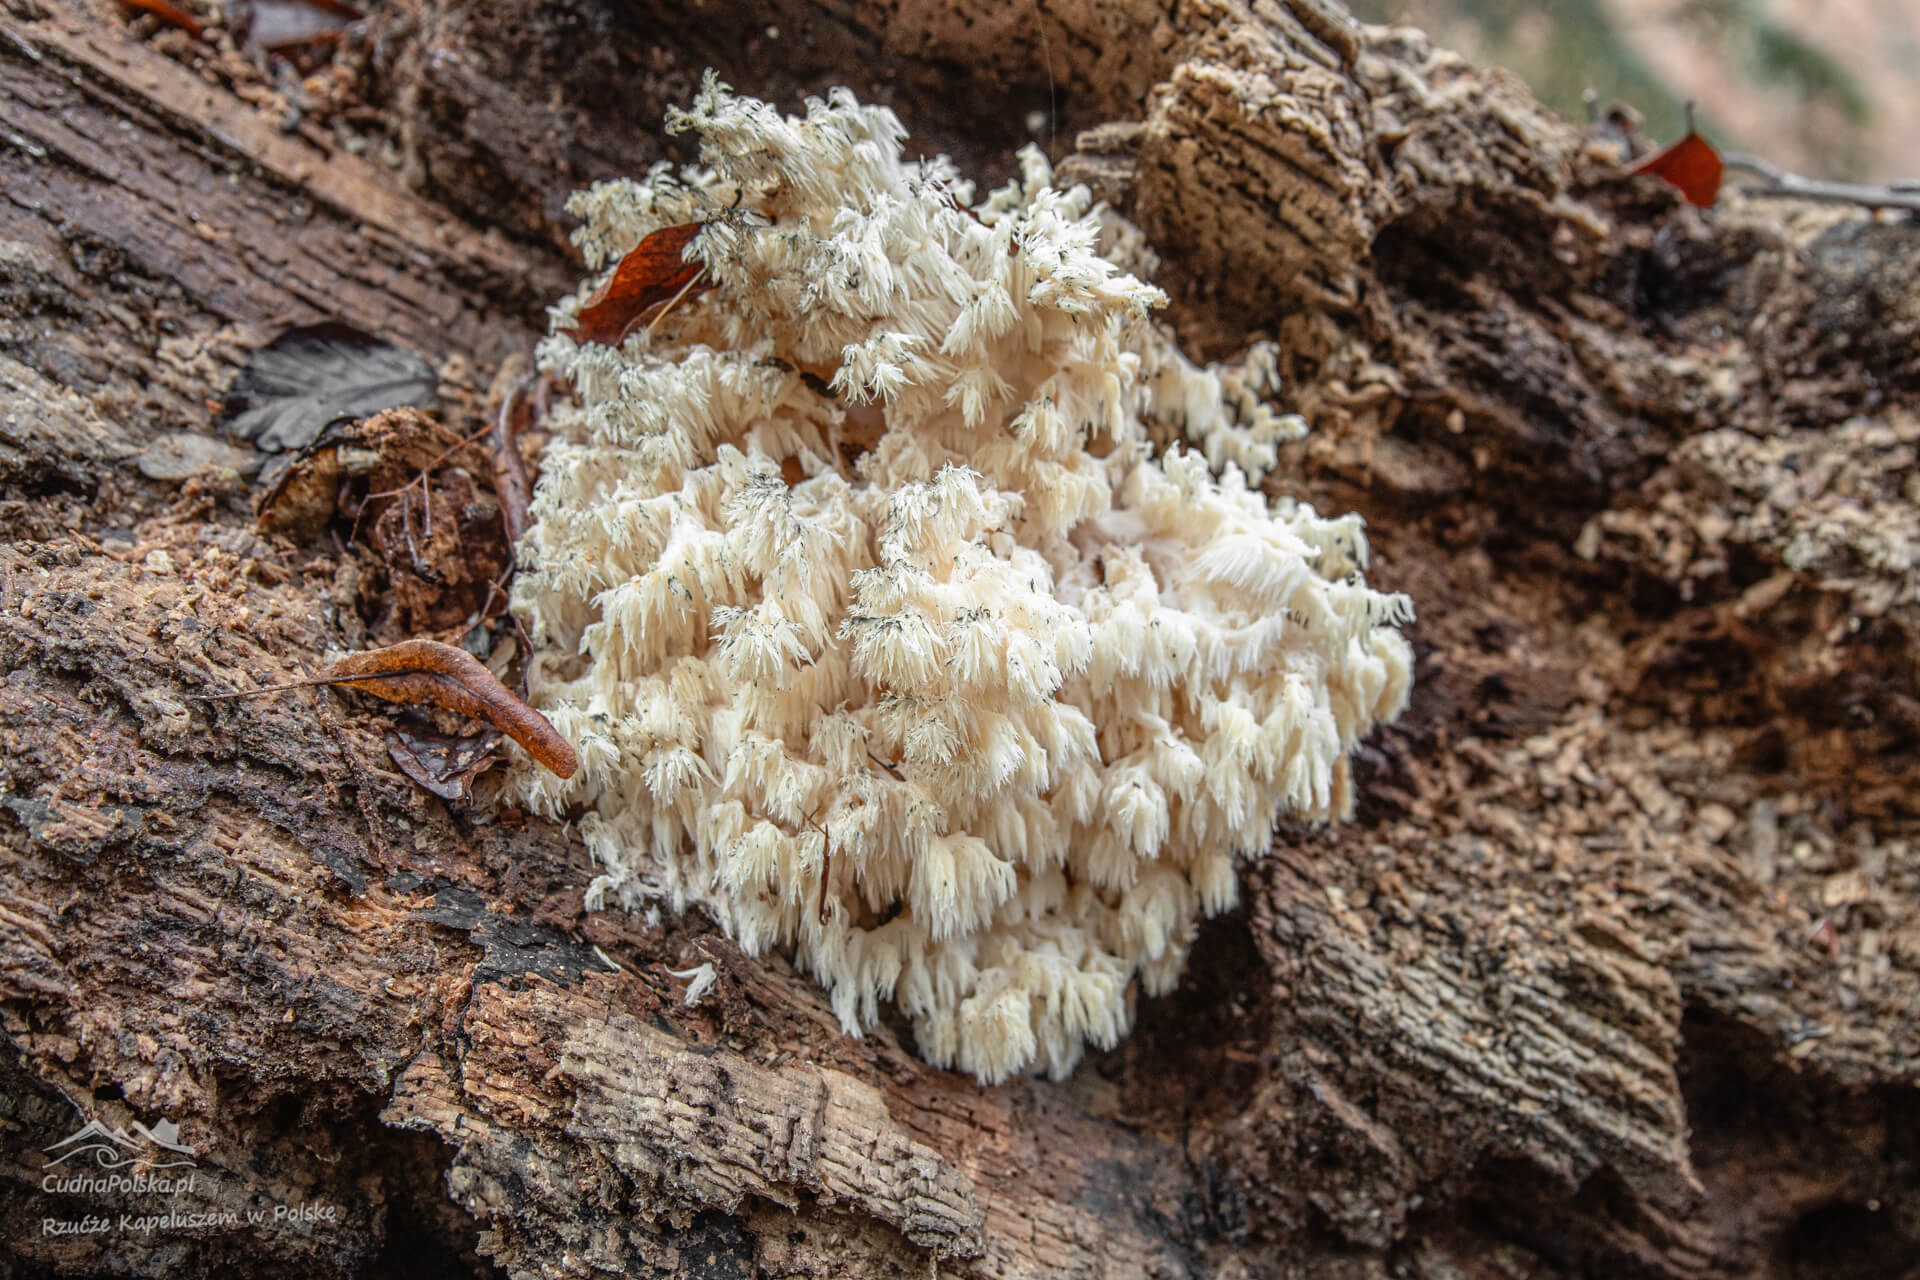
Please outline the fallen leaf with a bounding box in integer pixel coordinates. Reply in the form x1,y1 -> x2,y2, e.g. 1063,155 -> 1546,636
234,0 -> 361,52
565,222 -> 712,347
1631,128 -> 1724,208
387,725 -> 504,801
252,415 -> 357,536
221,322 -> 438,452
318,639 -> 578,778
121,0 -> 205,38
136,431 -> 260,483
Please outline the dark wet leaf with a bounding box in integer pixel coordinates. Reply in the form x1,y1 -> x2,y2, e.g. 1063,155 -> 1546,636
221,322 -> 437,452
387,725 -> 504,801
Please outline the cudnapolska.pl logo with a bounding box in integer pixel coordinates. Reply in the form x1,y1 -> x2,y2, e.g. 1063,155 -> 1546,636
42,1117 -> 197,1172
35,1113 -> 338,1235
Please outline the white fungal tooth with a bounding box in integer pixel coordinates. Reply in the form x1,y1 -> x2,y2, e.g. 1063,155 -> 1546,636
512,73 -> 1413,1085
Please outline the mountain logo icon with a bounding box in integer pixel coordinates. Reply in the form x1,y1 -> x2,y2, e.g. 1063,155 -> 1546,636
42,1116 -> 197,1170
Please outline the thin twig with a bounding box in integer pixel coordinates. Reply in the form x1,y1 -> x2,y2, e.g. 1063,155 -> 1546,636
355,418 -> 497,550
642,264 -> 708,340
188,663 -> 495,701
1722,151 -> 1920,212
399,483 -> 420,569
189,678 -> 338,701
492,373 -> 536,548
406,419 -> 499,478
803,806 -> 833,925
477,561 -> 518,629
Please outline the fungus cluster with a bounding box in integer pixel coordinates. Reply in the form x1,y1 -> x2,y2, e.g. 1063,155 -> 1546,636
513,76 -> 1414,1082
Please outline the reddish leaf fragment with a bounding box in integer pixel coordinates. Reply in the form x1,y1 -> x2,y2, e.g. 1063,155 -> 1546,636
565,223 -> 713,347
319,639 -> 578,778
1631,128 -> 1724,208
121,0 -> 205,37
387,725 -> 504,801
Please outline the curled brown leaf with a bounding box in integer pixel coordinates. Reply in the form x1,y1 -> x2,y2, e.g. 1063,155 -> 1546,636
387,725 -> 504,801
565,222 -> 713,347
120,0 -> 205,37
318,640 -> 578,778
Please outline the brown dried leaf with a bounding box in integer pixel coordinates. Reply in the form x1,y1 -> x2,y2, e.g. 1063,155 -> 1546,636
1629,128 -> 1724,208
387,725 -> 504,801
319,639 -> 577,778
254,438 -> 346,539
121,0 -> 205,38
565,223 -> 712,347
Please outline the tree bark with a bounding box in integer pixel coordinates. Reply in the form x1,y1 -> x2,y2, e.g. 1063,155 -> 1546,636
3,1 -> 1917,1277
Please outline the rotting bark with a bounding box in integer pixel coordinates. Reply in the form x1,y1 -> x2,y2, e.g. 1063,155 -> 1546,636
3,1 -> 1918,1278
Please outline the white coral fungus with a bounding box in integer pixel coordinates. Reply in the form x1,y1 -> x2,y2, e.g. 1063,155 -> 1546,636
514,76 -> 1414,1083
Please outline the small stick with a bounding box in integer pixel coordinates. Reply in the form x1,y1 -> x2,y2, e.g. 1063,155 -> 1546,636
190,677 -> 357,701
491,373 -> 536,548
642,265 -> 709,341
405,419 -> 499,478
354,418 -> 497,552
1722,151 -> 1920,213
398,484 -> 421,571
803,806 -> 833,925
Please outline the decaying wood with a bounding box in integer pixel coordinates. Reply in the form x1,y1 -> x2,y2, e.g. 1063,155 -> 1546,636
2,1 -> 1916,1277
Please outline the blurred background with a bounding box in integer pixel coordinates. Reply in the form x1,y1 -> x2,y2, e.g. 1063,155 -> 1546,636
1349,0 -> 1920,181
